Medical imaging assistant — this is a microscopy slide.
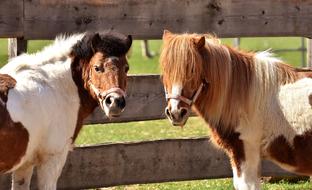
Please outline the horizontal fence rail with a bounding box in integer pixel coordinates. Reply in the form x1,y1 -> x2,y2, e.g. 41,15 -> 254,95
0,138 -> 297,189
84,74 -> 166,124
1,0 -> 312,39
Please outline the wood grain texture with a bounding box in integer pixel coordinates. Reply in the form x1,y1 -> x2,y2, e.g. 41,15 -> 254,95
22,0 -> 312,39
8,38 -> 28,59
84,74 -> 167,124
0,0 -> 23,38
0,138 -> 298,189
307,39 -> 312,68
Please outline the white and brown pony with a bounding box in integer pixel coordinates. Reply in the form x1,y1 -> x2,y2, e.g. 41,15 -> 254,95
160,30 -> 312,190
0,31 -> 132,189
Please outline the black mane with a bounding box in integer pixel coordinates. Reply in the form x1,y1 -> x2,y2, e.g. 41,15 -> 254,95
71,31 -> 132,60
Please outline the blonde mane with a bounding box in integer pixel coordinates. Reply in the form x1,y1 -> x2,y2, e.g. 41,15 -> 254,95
161,33 -> 305,128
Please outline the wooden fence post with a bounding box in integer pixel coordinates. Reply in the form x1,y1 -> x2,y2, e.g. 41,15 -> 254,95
8,38 -> 27,59
141,40 -> 155,58
307,38 -> 312,68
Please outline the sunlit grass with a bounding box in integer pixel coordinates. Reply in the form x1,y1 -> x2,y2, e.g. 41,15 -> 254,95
76,117 -> 208,145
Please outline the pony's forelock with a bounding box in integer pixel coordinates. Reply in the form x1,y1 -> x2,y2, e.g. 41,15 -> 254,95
160,33 -> 204,87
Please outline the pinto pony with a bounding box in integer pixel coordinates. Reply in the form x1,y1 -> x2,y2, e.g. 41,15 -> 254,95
0,32 -> 132,189
160,30 -> 312,190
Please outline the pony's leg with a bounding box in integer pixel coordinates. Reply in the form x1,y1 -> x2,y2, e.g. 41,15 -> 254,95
11,165 -> 34,190
232,141 -> 261,190
36,150 -> 68,190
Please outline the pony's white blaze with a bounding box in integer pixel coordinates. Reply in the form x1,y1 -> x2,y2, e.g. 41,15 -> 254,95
170,84 -> 182,112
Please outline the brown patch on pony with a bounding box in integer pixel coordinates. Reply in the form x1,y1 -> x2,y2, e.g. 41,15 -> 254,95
268,131 -> 312,175
0,74 -> 17,102
210,124 -> 245,177
0,74 -> 29,173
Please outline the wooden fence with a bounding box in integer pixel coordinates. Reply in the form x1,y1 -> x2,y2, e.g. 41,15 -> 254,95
0,0 -> 312,189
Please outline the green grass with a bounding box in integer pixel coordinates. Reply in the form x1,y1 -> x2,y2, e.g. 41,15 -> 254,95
105,179 -> 312,190
0,37 -> 311,189
111,179 -> 234,190
76,117 -> 208,145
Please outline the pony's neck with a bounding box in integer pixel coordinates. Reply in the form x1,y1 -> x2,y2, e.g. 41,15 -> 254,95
70,58 -> 98,140
71,58 -> 98,115
194,45 -> 312,129
193,45 -> 256,129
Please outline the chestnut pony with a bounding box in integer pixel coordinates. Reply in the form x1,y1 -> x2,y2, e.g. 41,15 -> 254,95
160,30 -> 312,190
0,31 -> 131,189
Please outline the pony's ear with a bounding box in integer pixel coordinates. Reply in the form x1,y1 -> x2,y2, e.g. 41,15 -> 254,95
194,36 -> 205,49
91,33 -> 101,53
125,35 -> 132,52
163,30 -> 173,40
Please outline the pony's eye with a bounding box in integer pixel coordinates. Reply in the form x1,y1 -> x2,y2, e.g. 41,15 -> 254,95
94,66 -> 104,73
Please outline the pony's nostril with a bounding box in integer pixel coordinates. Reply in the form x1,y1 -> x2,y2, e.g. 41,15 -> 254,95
165,107 -> 171,118
180,108 -> 188,118
105,96 -> 112,106
116,97 -> 126,109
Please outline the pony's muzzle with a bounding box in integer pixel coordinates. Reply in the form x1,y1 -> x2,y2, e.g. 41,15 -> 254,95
165,106 -> 189,126
105,95 -> 126,109
102,93 -> 126,118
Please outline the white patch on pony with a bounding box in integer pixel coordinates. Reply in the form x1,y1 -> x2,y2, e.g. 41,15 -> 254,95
279,78 -> 312,135
170,84 -> 182,112
0,33 -> 85,75
252,51 -> 312,172
233,166 -> 260,190
6,58 -> 80,172
0,33 -> 85,185
253,61 -> 312,152
252,51 -> 281,101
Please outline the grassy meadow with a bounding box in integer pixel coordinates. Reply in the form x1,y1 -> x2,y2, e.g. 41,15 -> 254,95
0,37 -> 311,189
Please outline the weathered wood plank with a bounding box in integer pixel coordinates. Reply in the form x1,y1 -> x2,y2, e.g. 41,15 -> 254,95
23,0 -> 312,39
307,39 -> 312,68
84,74 -> 166,124
0,0 -> 23,38
8,38 -> 28,59
0,138 -> 299,189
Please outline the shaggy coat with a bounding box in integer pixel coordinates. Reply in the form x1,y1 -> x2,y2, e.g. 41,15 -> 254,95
161,30 -> 312,190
